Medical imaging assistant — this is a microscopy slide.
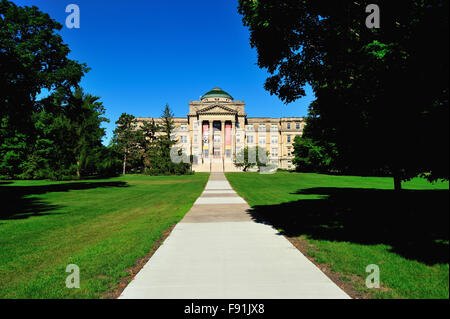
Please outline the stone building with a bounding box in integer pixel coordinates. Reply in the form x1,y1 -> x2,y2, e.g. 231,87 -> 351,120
136,87 -> 305,172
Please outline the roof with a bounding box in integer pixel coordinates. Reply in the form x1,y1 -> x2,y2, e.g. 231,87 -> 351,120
201,87 -> 233,101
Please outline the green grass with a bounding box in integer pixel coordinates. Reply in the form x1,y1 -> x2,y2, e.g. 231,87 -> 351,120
0,174 -> 209,298
225,172 -> 449,299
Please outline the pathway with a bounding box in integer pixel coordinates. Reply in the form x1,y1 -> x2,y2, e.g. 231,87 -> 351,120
119,173 -> 350,299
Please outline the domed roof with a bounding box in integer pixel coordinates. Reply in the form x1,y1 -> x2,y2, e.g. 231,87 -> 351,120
201,87 -> 233,101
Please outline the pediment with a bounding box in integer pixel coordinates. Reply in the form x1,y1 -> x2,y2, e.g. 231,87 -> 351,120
197,104 -> 237,114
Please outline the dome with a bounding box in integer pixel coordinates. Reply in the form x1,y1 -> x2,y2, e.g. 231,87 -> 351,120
201,87 -> 233,101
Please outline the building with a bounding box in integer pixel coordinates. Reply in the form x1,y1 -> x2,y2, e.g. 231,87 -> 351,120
136,87 -> 305,172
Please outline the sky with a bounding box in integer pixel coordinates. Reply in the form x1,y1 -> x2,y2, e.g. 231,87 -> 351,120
13,0 -> 315,145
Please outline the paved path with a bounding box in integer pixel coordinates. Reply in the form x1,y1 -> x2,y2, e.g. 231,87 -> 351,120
119,173 -> 350,299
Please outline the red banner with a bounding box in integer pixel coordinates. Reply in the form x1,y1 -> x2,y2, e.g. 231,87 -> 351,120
225,124 -> 231,148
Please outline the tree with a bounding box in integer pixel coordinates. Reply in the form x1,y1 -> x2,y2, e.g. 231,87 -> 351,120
110,104 -> 191,176
292,135 -> 337,173
238,0 -> 449,190
234,146 -> 269,172
113,113 -> 139,175
154,104 -> 177,174
13,87 -> 110,180
67,88 -> 109,177
0,0 -> 88,178
138,119 -> 161,169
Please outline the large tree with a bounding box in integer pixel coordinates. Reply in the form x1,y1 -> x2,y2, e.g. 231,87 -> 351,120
0,0 -> 88,177
113,113 -> 139,175
138,119 -> 161,169
67,88 -> 109,177
238,0 -> 449,190
16,87 -> 110,180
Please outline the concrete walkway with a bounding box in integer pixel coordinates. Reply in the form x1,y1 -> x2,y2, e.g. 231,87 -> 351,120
119,173 -> 350,299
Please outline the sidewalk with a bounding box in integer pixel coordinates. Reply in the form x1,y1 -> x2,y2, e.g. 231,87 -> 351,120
119,173 -> 350,299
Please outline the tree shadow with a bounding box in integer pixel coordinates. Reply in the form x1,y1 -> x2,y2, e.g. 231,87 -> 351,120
247,188 -> 449,265
0,181 -> 129,221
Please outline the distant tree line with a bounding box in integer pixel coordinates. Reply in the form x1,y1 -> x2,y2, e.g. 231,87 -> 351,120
112,104 -> 192,176
239,0 -> 449,190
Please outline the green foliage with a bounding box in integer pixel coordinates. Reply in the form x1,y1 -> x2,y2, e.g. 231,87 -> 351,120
292,135 -> 337,173
0,0 -> 88,155
144,104 -> 191,175
112,113 -> 141,175
111,104 -> 192,176
238,0 -> 449,189
0,1 -> 117,180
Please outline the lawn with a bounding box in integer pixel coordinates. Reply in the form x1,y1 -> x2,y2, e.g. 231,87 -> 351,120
225,172 -> 449,299
0,173 -> 209,298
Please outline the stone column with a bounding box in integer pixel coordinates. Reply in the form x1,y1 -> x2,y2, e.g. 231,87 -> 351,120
231,120 -> 236,159
209,120 -> 213,158
221,120 -> 225,160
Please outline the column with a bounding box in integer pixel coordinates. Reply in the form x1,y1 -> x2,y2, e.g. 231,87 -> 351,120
221,120 -> 225,160
209,121 -> 213,158
231,120 -> 236,159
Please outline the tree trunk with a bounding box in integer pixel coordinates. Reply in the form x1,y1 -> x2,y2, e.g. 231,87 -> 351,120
123,152 -> 127,175
393,170 -> 402,192
76,160 -> 80,178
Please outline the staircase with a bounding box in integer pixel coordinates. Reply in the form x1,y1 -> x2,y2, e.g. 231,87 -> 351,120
210,158 -> 224,172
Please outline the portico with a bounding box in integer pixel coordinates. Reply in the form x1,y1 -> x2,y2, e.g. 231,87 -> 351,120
188,88 -> 246,172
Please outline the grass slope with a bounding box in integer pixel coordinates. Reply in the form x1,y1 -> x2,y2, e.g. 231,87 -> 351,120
225,172 -> 449,299
0,174 -> 209,298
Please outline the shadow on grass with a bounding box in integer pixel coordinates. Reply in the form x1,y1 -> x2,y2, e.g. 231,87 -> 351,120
248,188 -> 449,265
0,181 -> 129,221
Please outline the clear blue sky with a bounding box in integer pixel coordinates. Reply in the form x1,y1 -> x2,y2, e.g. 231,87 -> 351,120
13,0 -> 314,145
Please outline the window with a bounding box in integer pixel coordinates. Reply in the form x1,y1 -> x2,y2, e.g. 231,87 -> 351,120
258,124 -> 266,132
271,124 -> 278,132
259,136 -> 266,145
246,124 -> 254,132
193,121 -> 198,129
194,135 -> 198,143
226,149 -> 231,158
180,135 -> 187,143
287,135 -> 291,143
271,136 -> 278,144
287,123 -> 291,129
236,122 -> 240,129
236,135 -> 240,143
247,135 -> 254,144
271,148 -> 278,157
204,150 -> 209,158
296,123 -> 300,130
180,124 -> 187,131
214,135 -> 221,143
